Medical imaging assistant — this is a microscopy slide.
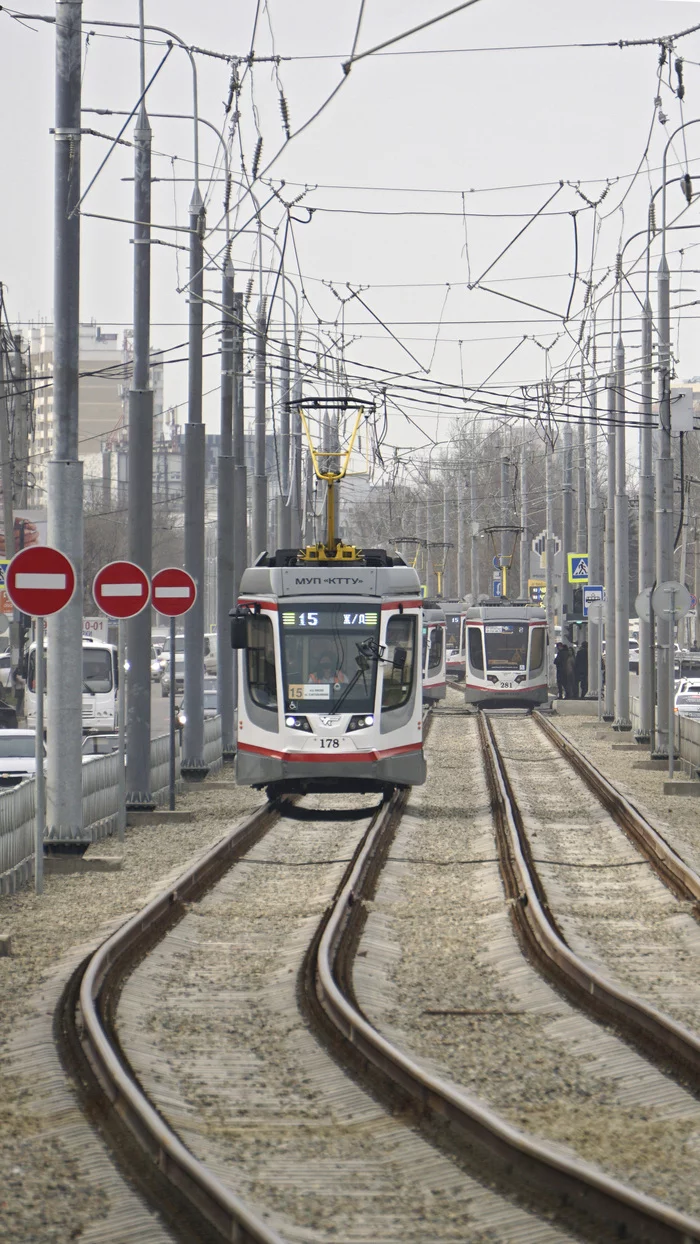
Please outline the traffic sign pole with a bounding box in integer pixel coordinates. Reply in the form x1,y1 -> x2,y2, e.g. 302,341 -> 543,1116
669,589 -> 676,781
151,569 -> 197,809
6,546 -> 77,886
35,619 -> 45,895
118,621 -> 127,841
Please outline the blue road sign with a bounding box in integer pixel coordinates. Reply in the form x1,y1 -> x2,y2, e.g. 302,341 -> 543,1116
493,575 -> 502,598
583,585 -> 604,617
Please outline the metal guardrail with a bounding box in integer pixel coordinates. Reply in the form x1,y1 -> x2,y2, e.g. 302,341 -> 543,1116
0,723 -> 225,894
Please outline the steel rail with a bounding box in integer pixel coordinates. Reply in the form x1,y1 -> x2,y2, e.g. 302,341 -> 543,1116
312,729 -> 700,1244
61,800 -> 288,1244
535,709 -> 700,906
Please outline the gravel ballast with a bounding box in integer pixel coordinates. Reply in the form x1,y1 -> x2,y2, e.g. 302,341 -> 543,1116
115,793 -> 578,1243
0,775 -> 263,1243
355,702 -> 700,1220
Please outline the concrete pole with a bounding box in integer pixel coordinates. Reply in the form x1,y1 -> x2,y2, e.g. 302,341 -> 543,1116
500,448 -> 508,595
613,336 -> 631,729
470,466 -> 479,599
231,291 -> 246,716
0,348 -> 19,677
560,423 -> 573,631
251,301 -> 268,561
637,299 -> 655,742
182,186 -> 207,776
519,441 -> 528,599
457,474 -> 464,599
126,80 -> 155,809
290,349 -> 303,548
587,377 -> 601,697
576,407 -> 587,551
545,441 -> 556,690
47,0 -> 84,843
276,338 -> 291,549
655,254 -> 674,756
603,377 -> 616,721
13,337 -> 28,510
217,255 -> 235,758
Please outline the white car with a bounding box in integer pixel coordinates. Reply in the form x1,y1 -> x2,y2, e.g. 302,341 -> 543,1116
675,690 -> 700,718
0,729 -> 45,786
0,651 -> 12,688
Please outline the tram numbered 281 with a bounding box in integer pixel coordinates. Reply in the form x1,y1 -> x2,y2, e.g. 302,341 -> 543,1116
463,602 -> 548,709
232,553 -> 427,798
422,601 -> 447,703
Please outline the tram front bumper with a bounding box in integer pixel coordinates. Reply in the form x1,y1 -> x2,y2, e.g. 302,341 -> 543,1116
236,745 -> 426,791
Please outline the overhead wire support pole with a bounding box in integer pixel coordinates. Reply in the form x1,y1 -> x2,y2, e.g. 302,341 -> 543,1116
603,375 -> 616,722
182,170 -> 207,778
587,372 -> 601,698
655,249 -> 674,757
469,466 -> 479,600
613,326 -> 631,730
252,300 -> 268,561
126,0 -> 155,810
217,251 -> 235,759
638,294 -> 655,743
47,0 -> 84,846
519,440 -> 528,600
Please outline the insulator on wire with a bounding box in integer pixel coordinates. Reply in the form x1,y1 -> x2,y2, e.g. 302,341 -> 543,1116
649,202 -> 657,235
251,136 -> 263,181
615,251 -> 623,282
245,277 -> 253,307
676,57 -> 685,100
681,173 -> 693,204
279,90 -> 291,139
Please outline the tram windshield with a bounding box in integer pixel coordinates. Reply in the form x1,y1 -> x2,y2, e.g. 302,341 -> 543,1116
281,603 -> 380,714
484,624 -> 528,672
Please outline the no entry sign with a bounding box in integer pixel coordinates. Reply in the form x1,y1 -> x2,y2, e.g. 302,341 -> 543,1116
6,545 -> 76,616
93,560 -> 151,619
152,567 -> 197,617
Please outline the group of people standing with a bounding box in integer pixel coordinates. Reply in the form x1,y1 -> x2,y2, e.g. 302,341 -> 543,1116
554,640 -> 588,700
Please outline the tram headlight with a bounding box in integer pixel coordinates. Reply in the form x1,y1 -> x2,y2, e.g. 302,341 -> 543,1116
285,714 -> 312,732
514,674 -> 527,684
347,714 -> 374,732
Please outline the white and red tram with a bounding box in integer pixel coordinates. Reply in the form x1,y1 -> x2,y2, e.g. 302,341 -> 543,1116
232,554 -> 427,797
463,603 -> 548,709
422,601 -> 446,702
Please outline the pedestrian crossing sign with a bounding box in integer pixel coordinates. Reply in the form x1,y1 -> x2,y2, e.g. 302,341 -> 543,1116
567,553 -> 589,584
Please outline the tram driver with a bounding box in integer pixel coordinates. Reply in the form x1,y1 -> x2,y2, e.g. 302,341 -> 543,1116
309,649 -> 349,687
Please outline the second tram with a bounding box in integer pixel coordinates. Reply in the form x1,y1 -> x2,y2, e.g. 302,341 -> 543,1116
463,602 -> 548,708
422,601 -> 446,702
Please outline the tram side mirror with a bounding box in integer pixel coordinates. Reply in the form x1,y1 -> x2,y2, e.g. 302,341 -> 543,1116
230,611 -> 248,650
392,646 -> 407,672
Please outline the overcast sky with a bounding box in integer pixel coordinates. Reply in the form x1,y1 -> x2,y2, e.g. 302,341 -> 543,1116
3,0 -> 700,465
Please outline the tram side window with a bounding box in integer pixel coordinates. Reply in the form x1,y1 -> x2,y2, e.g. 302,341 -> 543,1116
428,627 -> 443,671
468,627 -> 484,672
246,614 -> 277,709
529,627 -> 545,674
382,615 -> 416,710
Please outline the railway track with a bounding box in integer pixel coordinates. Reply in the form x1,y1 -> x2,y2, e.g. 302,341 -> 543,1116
55,704 -> 700,1243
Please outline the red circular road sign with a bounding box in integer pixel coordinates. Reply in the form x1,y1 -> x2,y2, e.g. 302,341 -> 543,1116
151,567 -> 197,617
6,545 -> 76,616
93,560 -> 151,619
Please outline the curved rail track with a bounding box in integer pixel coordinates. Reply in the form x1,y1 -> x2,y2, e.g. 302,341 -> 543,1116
56,715 -> 700,1244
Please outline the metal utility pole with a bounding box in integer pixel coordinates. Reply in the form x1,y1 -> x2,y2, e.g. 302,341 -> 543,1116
560,423 -> 573,631
276,337 -> 291,549
457,474 -> 464,599
500,447 -> 508,594
48,0 -> 84,843
603,377 -> 616,721
183,181 -> 207,777
126,9 -> 155,809
0,346 -> 19,676
587,375 -> 601,697
251,300 -> 267,561
637,298 -> 654,742
545,439 -> 556,687
469,466 -> 479,600
519,442 -> 528,599
13,337 -> 29,510
576,407 -> 587,551
231,291 -> 246,717
613,335 -> 631,729
290,348 -> 303,548
655,253 -> 674,756
217,254 -> 235,758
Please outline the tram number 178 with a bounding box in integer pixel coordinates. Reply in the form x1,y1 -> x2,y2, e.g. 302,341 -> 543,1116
320,738 -> 340,749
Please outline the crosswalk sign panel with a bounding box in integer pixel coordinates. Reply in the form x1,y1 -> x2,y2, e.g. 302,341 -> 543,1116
567,553 -> 589,584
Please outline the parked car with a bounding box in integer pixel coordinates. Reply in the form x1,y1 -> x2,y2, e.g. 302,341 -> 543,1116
675,690 -> 700,718
81,734 -> 119,759
203,689 -> 218,719
151,645 -> 162,682
0,729 -> 44,785
204,633 -> 217,675
0,651 -> 13,689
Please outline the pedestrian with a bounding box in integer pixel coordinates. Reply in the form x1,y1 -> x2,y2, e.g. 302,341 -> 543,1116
575,641 -> 588,699
564,645 -> 577,699
553,642 -> 568,699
